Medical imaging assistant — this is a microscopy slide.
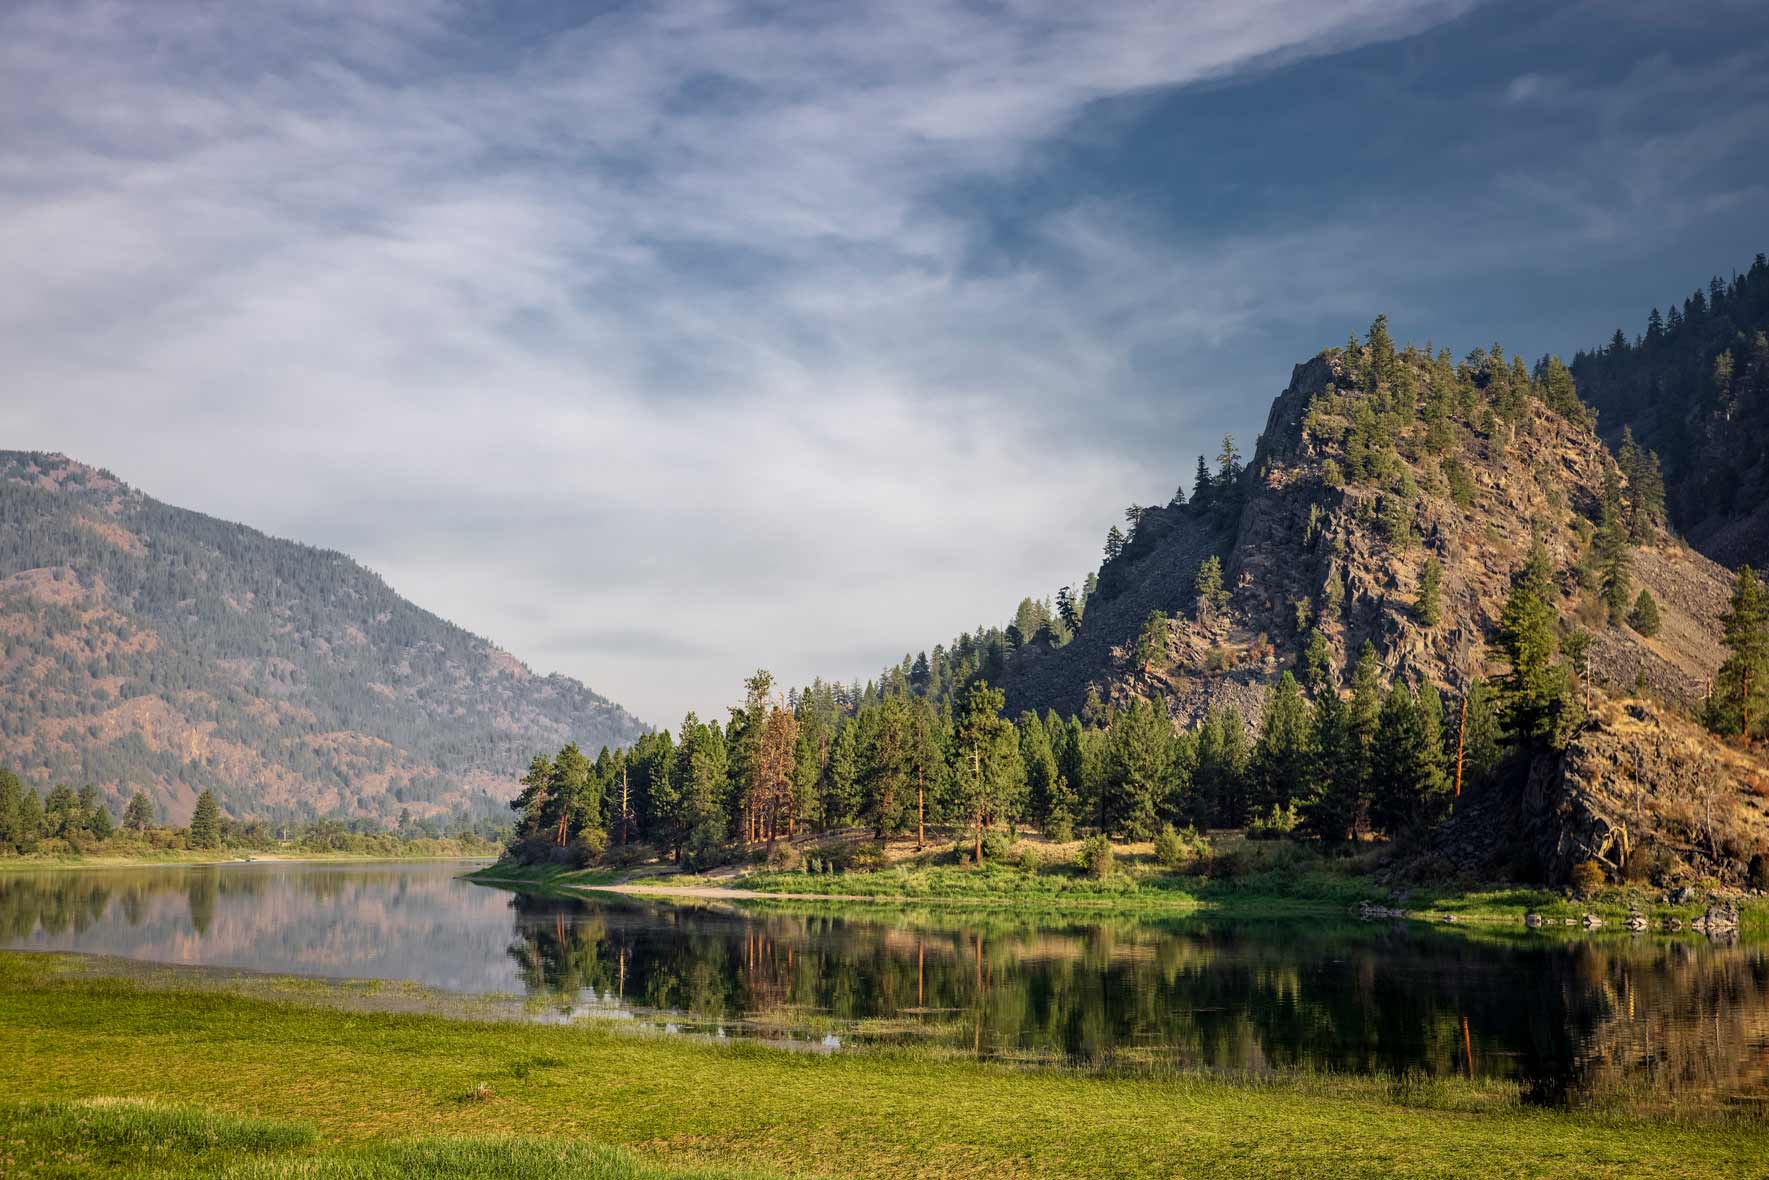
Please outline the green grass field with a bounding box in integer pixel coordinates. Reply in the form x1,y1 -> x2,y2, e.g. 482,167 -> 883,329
3,952 -> 1765,1179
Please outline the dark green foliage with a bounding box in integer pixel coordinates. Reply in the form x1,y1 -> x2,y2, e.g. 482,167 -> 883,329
1194,556 -> 1227,621
1443,457 -> 1475,508
188,790 -> 221,848
1416,557 -> 1443,627
1628,589 -> 1661,637
122,790 -> 154,832
1133,611 -> 1169,670
1596,472 -> 1633,626
1572,255 -> 1769,558
1495,541 -> 1569,747
1369,681 -> 1448,836
1251,672 -> 1312,814
1710,566 -> 1769,742
1103,698 -> 1171,838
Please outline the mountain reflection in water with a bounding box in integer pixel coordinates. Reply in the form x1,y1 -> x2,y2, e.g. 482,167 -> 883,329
2,861 -> 1765,1109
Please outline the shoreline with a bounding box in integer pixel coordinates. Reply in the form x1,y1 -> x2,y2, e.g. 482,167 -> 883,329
467,862 -> 1765,934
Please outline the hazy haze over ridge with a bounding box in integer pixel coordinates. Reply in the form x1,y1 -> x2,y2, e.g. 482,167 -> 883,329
4,0 -> 1768,725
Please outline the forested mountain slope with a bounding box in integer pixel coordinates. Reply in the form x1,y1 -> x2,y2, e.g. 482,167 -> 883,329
1571,253 -> 1769,570
0,452 -> 645,823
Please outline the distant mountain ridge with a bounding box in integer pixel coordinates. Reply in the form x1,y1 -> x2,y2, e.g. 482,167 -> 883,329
0,451 -> 645,823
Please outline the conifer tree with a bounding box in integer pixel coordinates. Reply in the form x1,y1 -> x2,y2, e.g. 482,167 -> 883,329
1711,566 -> 1769,742
952,681 -> 1010,861
1597,474 -> 1632,625
1193,704 -> 1250,827
189,789 -> 221,849
1251,672 -> 1312,812
1192,455 -> 1215,507
123,790 -> 155,832
823,718 -> 861,828
1415,557 -> 1443,627
1496,541 -> 1568,746
1194,556 -> 1227,622
1104,697 -> 1170,838
1628,589 -> 1661,637
1134,610 -> 1169,671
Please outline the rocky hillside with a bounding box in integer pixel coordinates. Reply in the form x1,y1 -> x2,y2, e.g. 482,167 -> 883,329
0,452 -> 645,824
1001,349 -> 1733,723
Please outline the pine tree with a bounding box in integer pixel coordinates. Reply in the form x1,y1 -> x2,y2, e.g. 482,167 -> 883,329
1415,557 -> 1443,627
1192,455 -> 1215,507
1104,697 -> 1170,838
1628,589 -> 1661,637
1194,705 -> 1250,827
1103,526 -> 1126,564
1496,541 -> 1568,746
952,680 -> 1010,862
1711,566 -> 1769,742
123,790 -> 155,832
1194,556 -> 1227,621
189,789 -> 221,849
1251,672 -> 1313,812
1596,474 -> 1632,625
1019,711 -> 1061,832
0,769 -> 23,850
1134,610 -> 1169,671
824,718 -> 861,827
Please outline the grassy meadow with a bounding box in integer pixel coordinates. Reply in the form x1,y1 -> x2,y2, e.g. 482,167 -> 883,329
3,951 -> 1766,1179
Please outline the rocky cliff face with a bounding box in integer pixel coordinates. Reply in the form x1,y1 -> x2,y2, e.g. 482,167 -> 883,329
0,451 -> 647,823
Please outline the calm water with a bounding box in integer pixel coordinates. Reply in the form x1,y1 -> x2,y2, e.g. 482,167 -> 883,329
4,860 -> 1767,1109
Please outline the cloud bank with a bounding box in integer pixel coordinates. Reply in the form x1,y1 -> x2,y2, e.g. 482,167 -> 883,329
3,0 -> 1766,724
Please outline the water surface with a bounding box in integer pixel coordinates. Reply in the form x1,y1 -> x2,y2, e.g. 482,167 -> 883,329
4,860 -> 1766,1110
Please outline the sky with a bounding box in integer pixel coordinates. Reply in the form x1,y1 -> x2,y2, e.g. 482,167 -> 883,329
4,0 -> 1768,728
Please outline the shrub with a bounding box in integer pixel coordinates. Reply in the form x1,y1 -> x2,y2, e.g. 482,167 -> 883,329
1046,815 -> 1075,843
845,841 -> 887,872
1246,803 -> 1299,840
1076,834 -> 1114,879
1568,859 -> 1605,895
980,829 -> 1014,863
1016,845 -> 1043,874
1749,852 -> 1769,892
1628,589 -> 1661,637
568,829 -> 609,868
765,842 -> 803,871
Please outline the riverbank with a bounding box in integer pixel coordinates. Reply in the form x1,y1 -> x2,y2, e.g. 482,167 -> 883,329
1,952 -> 1762,1179
469,857 -> 1768,936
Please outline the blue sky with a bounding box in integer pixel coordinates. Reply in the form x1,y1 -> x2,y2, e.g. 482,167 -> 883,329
4,0 -> 1767,726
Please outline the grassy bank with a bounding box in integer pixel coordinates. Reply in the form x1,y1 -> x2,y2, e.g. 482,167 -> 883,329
2,952 -> 1764,1179
469,848 -> 1767,936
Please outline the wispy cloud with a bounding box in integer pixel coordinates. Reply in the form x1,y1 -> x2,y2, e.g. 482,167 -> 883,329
3,0 -> 1765,724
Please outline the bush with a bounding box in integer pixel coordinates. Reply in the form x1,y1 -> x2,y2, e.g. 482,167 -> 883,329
1076,834 -> 1114,879
1016,845 -> 1043,874
1153,824 -> 1186,869
1045,815 -> 1075,843
1568,859 -> 1606,895
980,829 -> 1014,863
568,829 -> 609,868
844,841 -> 887,873
1247,803 -> 1299,840
1749,852 -> 1769,892
764,842 -> 803,871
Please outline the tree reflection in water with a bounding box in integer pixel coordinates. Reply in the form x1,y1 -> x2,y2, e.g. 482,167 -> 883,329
503,890 -> 1769,1110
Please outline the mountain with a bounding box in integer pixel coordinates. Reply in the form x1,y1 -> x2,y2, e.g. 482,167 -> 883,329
0,451 -> 645,823
1571,252 -> 1769,570
997,346 -> 1733,725
956,327 -> 1766,885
